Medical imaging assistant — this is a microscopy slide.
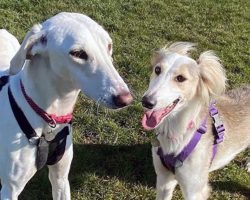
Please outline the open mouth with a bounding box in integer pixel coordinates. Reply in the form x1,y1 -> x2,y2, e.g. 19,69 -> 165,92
141,98 -> 180,130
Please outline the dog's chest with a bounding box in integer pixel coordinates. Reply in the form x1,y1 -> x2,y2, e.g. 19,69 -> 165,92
5,80 -> 72,170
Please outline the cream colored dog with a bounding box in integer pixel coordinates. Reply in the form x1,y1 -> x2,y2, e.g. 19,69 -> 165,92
141,42 -> 250,200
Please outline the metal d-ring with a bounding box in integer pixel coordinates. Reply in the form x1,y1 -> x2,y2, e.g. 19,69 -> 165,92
48,118 -> 56,128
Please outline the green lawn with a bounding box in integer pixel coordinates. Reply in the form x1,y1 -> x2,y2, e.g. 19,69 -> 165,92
0,0 -> 250,199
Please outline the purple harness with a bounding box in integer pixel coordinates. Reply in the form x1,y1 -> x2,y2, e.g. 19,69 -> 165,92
157,103 -> 225,173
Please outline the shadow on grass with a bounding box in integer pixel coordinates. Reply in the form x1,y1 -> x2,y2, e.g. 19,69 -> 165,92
70,143 -> 156,187
12,143 -> 250,199
211,181 -> 250,198
18,143 -> 155,199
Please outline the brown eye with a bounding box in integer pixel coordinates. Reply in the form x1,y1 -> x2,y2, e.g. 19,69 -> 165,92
175,75 -> 186,82
155,66 -> 161,75
69,50 -> 88,60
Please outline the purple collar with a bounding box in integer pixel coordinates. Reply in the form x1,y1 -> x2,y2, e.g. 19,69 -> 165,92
157,102 -> 225,173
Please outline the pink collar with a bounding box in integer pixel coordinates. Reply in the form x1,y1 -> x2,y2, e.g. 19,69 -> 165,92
20,80 -> 73,127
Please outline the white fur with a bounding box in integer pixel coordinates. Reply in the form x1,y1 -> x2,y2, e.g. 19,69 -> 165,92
0,12 -> 131,200
0,30 -> 20,75
143,42 -> 250,200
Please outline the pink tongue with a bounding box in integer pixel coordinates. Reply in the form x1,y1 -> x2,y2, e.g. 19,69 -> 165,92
141,109 -> 166,130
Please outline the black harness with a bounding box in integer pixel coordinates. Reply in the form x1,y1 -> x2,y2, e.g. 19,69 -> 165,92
0,75 -> 9,91
1,76 -> 70,170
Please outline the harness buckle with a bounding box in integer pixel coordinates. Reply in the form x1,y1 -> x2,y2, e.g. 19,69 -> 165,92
212,113 -> 223,129
48,118 -> 57,128
197,125 -> 207,134
215,137 -> 224,144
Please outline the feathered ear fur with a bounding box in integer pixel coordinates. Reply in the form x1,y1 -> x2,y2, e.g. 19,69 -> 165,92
151,42 -> 196,66
197,51 -> 227,104
9,24 -> 47,75
165,42 -> 196,56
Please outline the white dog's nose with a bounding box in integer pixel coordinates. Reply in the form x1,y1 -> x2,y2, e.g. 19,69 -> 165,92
113,92 -> 133,108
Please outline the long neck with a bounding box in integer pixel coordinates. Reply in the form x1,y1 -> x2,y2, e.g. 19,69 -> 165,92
157,99 -> 206,155
20,56 -> 80,116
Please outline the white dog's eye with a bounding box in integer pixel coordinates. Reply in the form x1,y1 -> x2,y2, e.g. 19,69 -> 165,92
175,75 -> 186,82
155,66 -> 161,75
69,50 -> 88,60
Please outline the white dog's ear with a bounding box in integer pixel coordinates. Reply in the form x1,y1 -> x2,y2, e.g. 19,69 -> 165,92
197,51 -> 227,103
10,24 -> 47,75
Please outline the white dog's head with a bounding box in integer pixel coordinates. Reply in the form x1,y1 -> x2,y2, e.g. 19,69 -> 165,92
10,12 -> 132,109
141,42 -> 226,130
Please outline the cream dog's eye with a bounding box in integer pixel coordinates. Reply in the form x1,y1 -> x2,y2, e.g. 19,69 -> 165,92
175,75 -> 186,82
155,66 -> 161,75
69,50 -> 88,60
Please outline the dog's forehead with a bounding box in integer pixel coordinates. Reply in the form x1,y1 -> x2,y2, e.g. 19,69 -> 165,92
42,12 -> 111,48
161,53 -> 196,71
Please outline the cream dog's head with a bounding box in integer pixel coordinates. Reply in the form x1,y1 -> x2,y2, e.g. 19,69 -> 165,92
142,42 -> 226,130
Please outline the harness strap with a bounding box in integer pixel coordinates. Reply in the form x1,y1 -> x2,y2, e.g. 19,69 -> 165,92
8,86 -> 37,141
46,126 -> 70,166
36,127 -> 70,169
20,80 -> 73,127
36,136 -> 49,170
209,103 -> 225,161
8,85 -> 70,170
0,76 -> 9,92
157,102 -> 225,173
157,117 -> 207,173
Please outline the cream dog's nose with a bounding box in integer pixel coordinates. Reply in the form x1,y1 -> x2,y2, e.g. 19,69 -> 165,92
141,95 -> 156,109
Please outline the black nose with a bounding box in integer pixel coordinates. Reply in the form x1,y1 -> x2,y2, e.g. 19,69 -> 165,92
141,95 -> 156,109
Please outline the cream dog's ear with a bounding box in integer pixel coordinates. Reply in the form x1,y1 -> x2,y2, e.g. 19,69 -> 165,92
9,24 -> 47,75
151,42 -> 196,66
166,42 -> 196,56
197,51 -> 227,104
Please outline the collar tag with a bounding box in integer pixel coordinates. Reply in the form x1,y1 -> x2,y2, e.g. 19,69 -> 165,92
44,126 -> 57,141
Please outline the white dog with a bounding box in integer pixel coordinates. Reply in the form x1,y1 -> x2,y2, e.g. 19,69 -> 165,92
141,42 -> 250,200
0,29 -> 20,74
0,12 -> 132,200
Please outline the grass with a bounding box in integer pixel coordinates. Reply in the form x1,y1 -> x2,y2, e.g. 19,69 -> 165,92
0,0 -> 250,199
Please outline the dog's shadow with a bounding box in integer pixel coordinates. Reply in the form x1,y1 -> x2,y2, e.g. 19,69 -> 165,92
17,143 -> 155,199
70,143 -> 156,187
11,143 -> 250,199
